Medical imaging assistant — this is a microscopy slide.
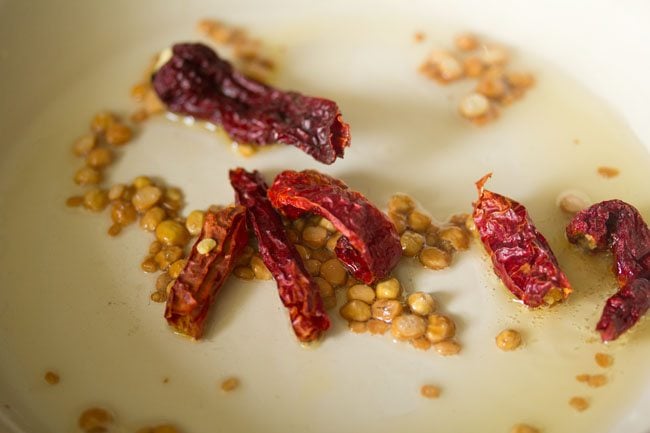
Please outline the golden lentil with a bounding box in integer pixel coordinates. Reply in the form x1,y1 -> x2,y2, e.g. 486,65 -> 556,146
302,226 -> 328,249
250,255 -> 272,280
347,284 -> 376,304
439,226 -> 469,251
44,371 -> 60,385
388,194 -> 415,214
495,329 -> 522,351
320,258 -> 347,286
367,318 -> 389,335
569,396 -> 589,412
295,244 -> 310,261
400,230 -> 425,257
74,166 -> 102,185
595,352 -> 614,368
168,259 -> 187,279
322,295 -> 337,310
305,259 -> 321,276
133,176 -> 152,189
425,314 -> 456,343
221,376 -> 240,392
463,56 -> 484,78
311,248 -> 333,262
375,278 -> 401,300
83,188 -> 109,212
90,112 -> 116,134
389,212 -> 407,234
111,201 -> 137,225
318,218 -> 336,232
140,206 -> 167,231
107,183 -> 126,200
186,210 -> 206,236
510,424 -> 540,433
480,44 -> 509,66
419,247 -> 452,270
314,277 -> 334,298
459,93 -> 490,119
156,273 -> 173,292
433,340 -> 461,356
420,384 -> 441,399
85,147 -> 113,168
197,238 -> 218,255
476,70 -> 507,99
154,246 -> 184,270
410,336 -> 432,351
130,108 -> 149,123
455,33 -> 478,51
78,407 -> 113,433
73,134 -> 97,156
234,266 -> 255,280
107,224 -> 122,237
150,290 -> 167,303
132,185 -> 163,212
155,220 -> 190,246
326,232 -> 342,251
371,299 -> 403,322
105,122 -> 133,146
66,195 -> 84,207
407,210 -> 432,232
349,321 -> 368,333
391,314 -> 426,340
407,292 -> 436,316
141,257 -> 158,273
340,300 -> 372,322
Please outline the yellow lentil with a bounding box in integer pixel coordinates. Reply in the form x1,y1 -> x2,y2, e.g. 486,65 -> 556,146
302,226 -> 328,249
391,314 -> 426,340
587,374 -> 608,388
221,377 -> 240,392
150,291 -> 167,303
156,273 -> 173,292
419,247 -> 452,270
311,248 -> 333,262
367,318 -> 389,335
319,218 -> 336,232
510,424 -> 540,433
407,210 -> 432,232
90,112 -> 116,134
433,340 -> 461,356
107,183 -> 126,201
105,123 -> 133,146
320,258 -> 347,286
250,255 -> 272,280
140,206 -> 167,232
155,220 -> 190,246
389,212 -> 407,234
149,240 -> 163,255
66,195 -> 83,207
107,224 -> 122,237
425,314 -> 456,343
454,33 -> 478,51
495,329 -> 522,351
463,56 -> 484,77
347,284 -> 376,304
83,188 -> 109,212
74,166 -> 102,185
234,266 -> 255,280
420,384 -> 441,399
111,201 -> 137,225
78,407 -> 113,433
595,353 -> 614,368
371,299 -> 403,322
322,295 -> 337,310
407,292 -> 436,316
375,278 -> 401,300
411,336 -> 432,351
305,259 -> 321,276
73,134 -> 97,156
314,277 -> 334,298
141,257 -> 158,273
154,246 -> 184,270
133,176 -> 152,189
326,232 -> 342,251
132,185 -> 162,212
186,210 -> 206,236
168,259 -> 187,279
349,321 -> 368,333
400,230 -> 425,257
85,147 -> 113,168
438,225 -> 470,251
340,300 -> 372,322
569,396 -> 589,412
44,371 -> 60,385
295,244 -> 310,261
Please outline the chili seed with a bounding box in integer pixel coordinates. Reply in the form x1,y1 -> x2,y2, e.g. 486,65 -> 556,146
495,329 -> 522,351
141,257 -> 158,273
349,321 -> 368,333
44,371 -> 60,385
388,194 -> 415,214
420,384 -> 441,399
375,278 -> 401,300
250,255 -> 272,280
83,188 -> 109,212
407,210 -> 432,232
419,247 -> 452,270
78,407 -> 113,433
221,377 -> 240,392
340,300 -> 372,322
425,314 -> 456,343
140,206 -> 166,232
407,292 -> 436,316
595,352 -> 613,368
66,196 -> 83,207
400,230 -> 425,257
510,424 -> 540,433
569,396 -> 589,412
234,266 -> 255,280
320,258 -> 347,286
74,166 -> 102,185
371,299 -> 403,322
391,314 -> 426,340
558,193 -> 589,214
433,340 -> 461,356
132,185 -> 162,212
107,224 -> 122,237
302,226 -> 328,249
347,284 -> 376,304
314,277 -> 334,298
168,259 -> 187,279
73,134 -> 97,156
197,238 -> 217,255
186,210 -> 205,236
155,220 -> 190,246
85,147 -> 113,168
367,318 -> 389,334
111,201 -> 137,225
105,123 -> 133,146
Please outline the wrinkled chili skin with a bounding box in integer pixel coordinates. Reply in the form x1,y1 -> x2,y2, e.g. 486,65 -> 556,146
165,206 -> 249,339
229,168 -> 330,342
472,174 -> 572,307
566,199 -> 650,341
268,170 -> 402,285
152,43 -> 351,164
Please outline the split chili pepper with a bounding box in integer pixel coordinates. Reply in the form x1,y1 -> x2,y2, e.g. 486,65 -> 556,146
268,170 -> 402,285
152,43 -> 351,164
472,173 -> 572,307
566,199 -> 650,341
229,168 -> 330,342
165,205 -> 249,339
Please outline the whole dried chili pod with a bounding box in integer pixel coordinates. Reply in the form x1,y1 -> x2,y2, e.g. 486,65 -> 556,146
472,174 -> 572,307
152,43 -> 351,164
566,199 -> 650,341
165,206 -> 249,339
268,170 -> 402,285
229,168 -> 330,342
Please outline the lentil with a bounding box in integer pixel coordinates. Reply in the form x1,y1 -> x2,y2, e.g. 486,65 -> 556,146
74,166 -> 102,185
90,112 -> 116,134
400,230 -> 425,257
367,318 -> 389,334
44,371 -> 60,385
433,340 -> 461,356
73,134 -> 97,156
151,290 -> 167,303
107,183 -> 126,200
286,228 -> 300,243
302,226 -> 328,249
587,374 -> 608,388
314,277 -> 334,298
133,176 -> 152,189
233,266 -> 255,280
326,232 -> 342,251
154,246 -> 184,270
455,33 -> 478,51
320,258 -> 347,286
420,384 -> 441,399
132,185 -> 163,212
389,212 -> 407,234
510,424 -> 540,433
83,188 -> 109,212
476,70 -> 507,99
197,238 -> 217,255
340,300 -> 372,322
506,72 -> 535,89
168,259 -> 187,279
559,193 -> 589,214
295,244 -> 310,261
407,210 -> 432,232
305,259 -> 321,276
66,195 -> 83,207
349,321 -> 368,333
85,147 -> 113,168
107,224 -> 122,237
78,407 -> 113,433
407,292 -> 436,316
371,299 -> 403,322
141,257 -> 158,273
459,93 -> 490,119
319,218 -> 336,232
419,247 -> 452,270
388,194 -> 415,214
597,166 -> 620,178
111,201 -> 137,225
221,377 -> 240,392
480,44 -> 509,65
140,206 -> 166,231
463,56 -> 484,77
185,210 -> 205,236
322,295 -> 337,310
347,284 -> 376,304
391,314 -> 426,340
250,255 -> 272,280
155,220 -> 190,246
375,278 -> 401,300
311,248 -> 333,262
425,314 -> 456,343
595,353 -> 614,368
569,396 -> 589,412
411,336 -> 432,350
105,122 -> 133,146
495,329 -> 522,351
156,273 -> 173,292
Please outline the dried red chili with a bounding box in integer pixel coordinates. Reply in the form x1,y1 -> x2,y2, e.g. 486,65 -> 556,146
472,174 -> 572,307
152,43 -> 351,164
229,168 -> 330,342
268,170 -> 402,285
165,206 -> 249,339
566,199 -> 650,341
